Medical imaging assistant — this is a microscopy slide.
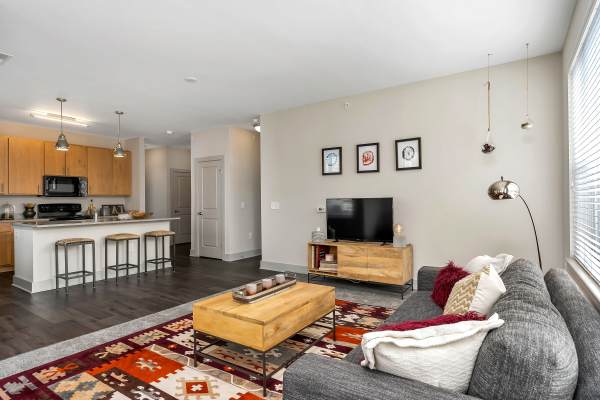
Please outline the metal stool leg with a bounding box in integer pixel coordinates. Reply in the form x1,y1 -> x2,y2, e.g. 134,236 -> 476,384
161,236 -> 166,273
105,238 -> 108,283
144,236 -> 148,275
82,244 -> 86,287
137,238 -> 141,279
154,237 -> 158,277
126,239 -> 130,279
92,242 -> 96,289
171,235 -> 176,271
115,240 -> 119,286
64,244 -> 69,295
55,243 -> 59,291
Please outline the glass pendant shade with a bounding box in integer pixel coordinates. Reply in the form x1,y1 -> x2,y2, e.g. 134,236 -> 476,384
113,142 -> 126,158
55,132 -> 70,151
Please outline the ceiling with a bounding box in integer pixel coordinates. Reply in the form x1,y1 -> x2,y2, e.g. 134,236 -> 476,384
0,0 -> 575,146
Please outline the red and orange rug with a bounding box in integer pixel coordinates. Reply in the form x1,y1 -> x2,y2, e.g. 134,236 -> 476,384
0,299 -> 392,399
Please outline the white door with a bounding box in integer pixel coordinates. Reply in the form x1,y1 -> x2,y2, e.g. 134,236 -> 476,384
170,169 -> 192,244
196,159 -> 223,259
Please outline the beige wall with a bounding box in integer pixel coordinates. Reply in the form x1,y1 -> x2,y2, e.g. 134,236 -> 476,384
0,119 -> 140,215
190,127 -> 261,260
145,147 -> 191,218
260,53 -> 564,277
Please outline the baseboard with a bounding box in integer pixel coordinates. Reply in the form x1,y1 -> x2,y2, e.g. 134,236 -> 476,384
260,260 -> 306,274
223,249 -> 262,262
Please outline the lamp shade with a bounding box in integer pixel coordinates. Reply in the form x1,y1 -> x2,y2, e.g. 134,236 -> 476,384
488,177 -> 520,200
55,132 -> 70,151
113,142 -> 126,158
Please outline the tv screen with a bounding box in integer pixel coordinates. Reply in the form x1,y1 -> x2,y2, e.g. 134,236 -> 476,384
326,198 -> 393,242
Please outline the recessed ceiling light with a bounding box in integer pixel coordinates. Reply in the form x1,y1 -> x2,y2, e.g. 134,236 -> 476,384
184,76 -> 198,83
0,51 -> 13,65
166,130 -> 174,135
31,110 -> 89,127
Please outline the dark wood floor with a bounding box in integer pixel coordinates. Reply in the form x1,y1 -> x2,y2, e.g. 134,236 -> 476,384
0,244 -> 274,360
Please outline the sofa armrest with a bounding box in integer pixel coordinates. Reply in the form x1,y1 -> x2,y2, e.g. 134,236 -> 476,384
283,354 -> 480,400
418,266 -> 441,291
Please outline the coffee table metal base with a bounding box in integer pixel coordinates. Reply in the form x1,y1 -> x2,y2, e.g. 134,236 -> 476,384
193,308 -> 336,397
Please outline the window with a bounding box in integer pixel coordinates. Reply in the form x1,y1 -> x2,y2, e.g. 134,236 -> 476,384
569,5 -> 600,284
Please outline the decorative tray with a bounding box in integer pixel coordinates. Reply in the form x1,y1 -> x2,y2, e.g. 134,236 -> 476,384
232,273 -> 297,303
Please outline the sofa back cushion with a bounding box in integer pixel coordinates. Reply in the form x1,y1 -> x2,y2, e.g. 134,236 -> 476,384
467,259 -> 578,400
545,268 -> 600,400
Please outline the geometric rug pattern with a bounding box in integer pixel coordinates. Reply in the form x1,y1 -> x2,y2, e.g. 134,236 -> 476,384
0,299 -> 393,399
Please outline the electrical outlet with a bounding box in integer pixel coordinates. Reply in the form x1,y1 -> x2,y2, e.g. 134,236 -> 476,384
248,232 -> 253,239
270,201 -> 280,210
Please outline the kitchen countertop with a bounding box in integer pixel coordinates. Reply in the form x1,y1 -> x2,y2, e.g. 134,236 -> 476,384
1,218 -> 51,224
13,217 -> 179,229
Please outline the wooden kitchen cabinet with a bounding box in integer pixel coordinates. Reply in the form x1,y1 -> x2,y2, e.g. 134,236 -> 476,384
0,136 -> 8,195
44,141 -> 66,176
9,137 -> 44,195
0,223 -> 14,272
87,147 -> 114,195
66,144 -> 88,177
112,151 -> 132,196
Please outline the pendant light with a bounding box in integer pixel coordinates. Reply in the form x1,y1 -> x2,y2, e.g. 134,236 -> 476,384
481,53 -> 495,154
252,117 -> 261,133
55,98 -> 70,151
521,43 -> 534,130
113,111 -> 126,158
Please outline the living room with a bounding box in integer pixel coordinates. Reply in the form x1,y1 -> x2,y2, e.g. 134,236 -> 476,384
0,1 -> 599,399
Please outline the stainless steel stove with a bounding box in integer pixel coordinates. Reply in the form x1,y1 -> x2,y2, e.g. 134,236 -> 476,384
37,203 -> 92,221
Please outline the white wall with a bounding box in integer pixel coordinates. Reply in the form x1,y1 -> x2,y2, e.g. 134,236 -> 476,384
190,127 -> 261,260
260,53 -> 564,277
0,120 -> 141,216
145,146 -> 191,218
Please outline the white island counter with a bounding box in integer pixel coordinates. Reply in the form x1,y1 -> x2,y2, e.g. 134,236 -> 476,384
12,217 -> 179,293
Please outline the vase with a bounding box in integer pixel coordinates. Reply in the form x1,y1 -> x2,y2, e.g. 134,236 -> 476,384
23,204 -> 36,219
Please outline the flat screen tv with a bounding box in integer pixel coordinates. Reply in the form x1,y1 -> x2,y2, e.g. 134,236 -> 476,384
326,198 -> 393,243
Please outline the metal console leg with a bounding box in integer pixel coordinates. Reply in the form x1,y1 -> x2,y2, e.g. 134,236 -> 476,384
262,351 -> 267,397
193,330 -> 197,367
333,307 -> 336,341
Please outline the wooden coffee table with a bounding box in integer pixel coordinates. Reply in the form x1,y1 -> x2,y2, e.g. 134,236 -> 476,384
192,282 -> 336,396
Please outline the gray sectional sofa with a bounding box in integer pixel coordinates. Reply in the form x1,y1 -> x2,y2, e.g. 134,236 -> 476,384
284,259 -> 600,400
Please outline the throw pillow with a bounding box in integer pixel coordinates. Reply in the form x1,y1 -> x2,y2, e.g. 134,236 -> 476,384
444,265 -> 506,316
431,261 -> 470,308
465,253 -> 514,275
376,311 -> 486,332
361,314 -> 505,393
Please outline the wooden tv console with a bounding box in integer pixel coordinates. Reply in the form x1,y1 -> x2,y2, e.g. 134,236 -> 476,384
307,241 -> 413,296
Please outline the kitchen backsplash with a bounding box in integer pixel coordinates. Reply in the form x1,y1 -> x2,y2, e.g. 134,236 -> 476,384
0,196 -> 128,218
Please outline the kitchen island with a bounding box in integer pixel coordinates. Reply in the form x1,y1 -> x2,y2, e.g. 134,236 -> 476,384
12,217 -> 179,293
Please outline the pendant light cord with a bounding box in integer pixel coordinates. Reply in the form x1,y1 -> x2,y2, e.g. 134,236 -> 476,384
525,43 -> 529,118
60,100 -> 63,134
487,53 -> 491,133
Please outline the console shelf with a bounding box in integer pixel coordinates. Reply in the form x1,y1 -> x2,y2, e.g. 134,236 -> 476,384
307,241 -> 413,297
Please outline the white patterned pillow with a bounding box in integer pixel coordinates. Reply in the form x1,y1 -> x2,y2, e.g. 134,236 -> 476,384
444,265 -> 506,316
361,314 -> 505,392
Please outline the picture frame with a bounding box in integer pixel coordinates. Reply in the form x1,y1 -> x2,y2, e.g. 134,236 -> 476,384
322,146 -> 342,175
356,142 -> 380,173
395,137 -> 422,170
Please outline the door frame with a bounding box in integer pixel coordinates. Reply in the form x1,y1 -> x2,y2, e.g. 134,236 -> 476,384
192,156 -> 225,259
169,168 -> 191,244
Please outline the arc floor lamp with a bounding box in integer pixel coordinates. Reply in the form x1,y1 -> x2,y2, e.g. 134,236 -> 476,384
488,177 -> 542,270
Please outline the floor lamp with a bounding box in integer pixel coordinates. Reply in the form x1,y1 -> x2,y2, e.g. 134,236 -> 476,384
487,177 -> 542,270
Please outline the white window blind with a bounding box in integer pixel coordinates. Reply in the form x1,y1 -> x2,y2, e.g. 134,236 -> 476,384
570,5 -> 600,284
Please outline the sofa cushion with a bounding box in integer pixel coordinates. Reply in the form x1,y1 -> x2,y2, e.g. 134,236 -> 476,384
545,268 -> 600,400
345,291 -> 441,364
467,259 -> 578,400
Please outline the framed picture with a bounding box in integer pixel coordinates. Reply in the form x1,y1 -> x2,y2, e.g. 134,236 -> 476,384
322,147 -> 342,175
395,137 -> 422,170
356,142 -> 380,173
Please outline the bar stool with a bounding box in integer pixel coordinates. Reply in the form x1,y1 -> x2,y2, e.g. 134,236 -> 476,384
105,233 -> 141,285
144,230 -> 176,275
54,238 -> 96,294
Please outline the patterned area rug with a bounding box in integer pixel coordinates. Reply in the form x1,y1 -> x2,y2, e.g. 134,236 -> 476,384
0,299 -> 392,399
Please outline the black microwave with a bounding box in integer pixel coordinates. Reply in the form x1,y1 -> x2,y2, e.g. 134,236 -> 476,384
43,176 -> 88,197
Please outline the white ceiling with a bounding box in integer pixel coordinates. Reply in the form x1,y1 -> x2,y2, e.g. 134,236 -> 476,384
0,0 -> 575,146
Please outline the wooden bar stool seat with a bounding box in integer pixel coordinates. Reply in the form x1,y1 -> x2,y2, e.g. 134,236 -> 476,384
144,230 -> 176,275
55,238 -> 96,294
105,233 -> 141,285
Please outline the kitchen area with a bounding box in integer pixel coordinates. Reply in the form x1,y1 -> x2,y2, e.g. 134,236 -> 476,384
0,132 -> 179,293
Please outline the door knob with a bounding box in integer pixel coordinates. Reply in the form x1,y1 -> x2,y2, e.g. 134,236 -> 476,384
198,212 -> 203,215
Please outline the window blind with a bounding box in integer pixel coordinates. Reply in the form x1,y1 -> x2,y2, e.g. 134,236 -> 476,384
570,5 -> 600,284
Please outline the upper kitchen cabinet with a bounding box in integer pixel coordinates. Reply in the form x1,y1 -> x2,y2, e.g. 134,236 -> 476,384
44,141 -> 66,176
9,137 -> 44,195
87,147 -> 114,195
112,151 -> 132,196
0,136 -> 8,195
66,144 -> 88,177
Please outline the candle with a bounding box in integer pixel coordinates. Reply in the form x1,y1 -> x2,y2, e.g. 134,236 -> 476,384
262,278 -> 273,290
275,274 -> 286,284
245,283 -> 257,295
